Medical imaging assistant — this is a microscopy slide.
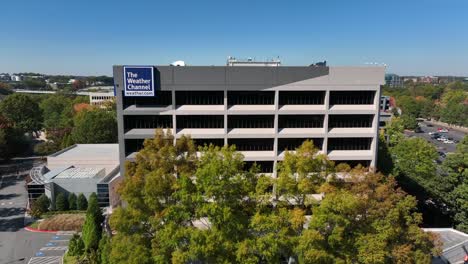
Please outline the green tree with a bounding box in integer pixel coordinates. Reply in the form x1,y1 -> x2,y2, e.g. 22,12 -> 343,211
98,234 -> 111,264
442,136 -> 468,232
0,115 -> 28,159
39,94 -> 72,130
0,93 -> 43,134
71,109 -> 117,143
55,192 -> 68,211
276,140 -> 334,208
384,117 -> 405,147
68,234 -> 85,256
296,171 -> 439,263
82,193 -> 103,251
68,193 -> 77,210
29,194 -> 50,218
77,193 -> 88,210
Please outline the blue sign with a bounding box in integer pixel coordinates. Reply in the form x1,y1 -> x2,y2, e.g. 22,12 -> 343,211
124,66 -> 154,97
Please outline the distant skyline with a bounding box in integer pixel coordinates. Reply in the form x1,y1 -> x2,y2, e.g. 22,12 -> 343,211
1,0 -> 467,76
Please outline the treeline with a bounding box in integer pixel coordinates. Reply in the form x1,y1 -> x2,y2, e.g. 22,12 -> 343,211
0,92 -> 117,159
383,81 -> 468,127
68,129 -> 440,264
379,117 -> 468,232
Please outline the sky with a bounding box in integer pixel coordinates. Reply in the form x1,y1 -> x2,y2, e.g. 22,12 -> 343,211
1,0 -> 467,76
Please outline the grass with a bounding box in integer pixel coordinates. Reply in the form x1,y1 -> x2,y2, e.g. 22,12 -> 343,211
37,213 -> 85,231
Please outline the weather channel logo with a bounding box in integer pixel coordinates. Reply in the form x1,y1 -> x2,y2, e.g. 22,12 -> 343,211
124,66 -> 154,97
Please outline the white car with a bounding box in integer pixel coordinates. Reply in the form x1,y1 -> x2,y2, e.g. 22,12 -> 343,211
428,132 -> 437,135
439,129 -> 449,133
443,139 -> 454,144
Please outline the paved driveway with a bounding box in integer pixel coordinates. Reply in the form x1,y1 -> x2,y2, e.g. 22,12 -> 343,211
0,170 -> 72,264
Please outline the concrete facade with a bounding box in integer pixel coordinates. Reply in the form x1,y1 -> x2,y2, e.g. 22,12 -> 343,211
114,65 -> 385,176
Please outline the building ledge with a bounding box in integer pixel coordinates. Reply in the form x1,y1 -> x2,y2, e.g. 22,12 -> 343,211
227,128 -> 275,138
327,150 -> 373,160
176,128 -> 225,138
328,105 -> 376,114
123,105 -> 172,115
176,105 -> 224,114
124,128 -> 172,139
239,151 -> 276,161
327,127 -> 375,137
279,105 -> 326,113
277,128 -> 325,138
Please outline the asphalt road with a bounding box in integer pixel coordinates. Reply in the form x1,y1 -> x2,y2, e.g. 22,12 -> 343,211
0,160 -> 72,264
0,173 -> 52,264
404,121 -> 466,154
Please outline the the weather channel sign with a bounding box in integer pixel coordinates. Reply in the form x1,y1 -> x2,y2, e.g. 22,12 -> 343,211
124,66 -> 154,97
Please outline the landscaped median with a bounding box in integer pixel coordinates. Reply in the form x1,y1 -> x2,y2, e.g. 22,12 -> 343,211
26,213 -> 85,232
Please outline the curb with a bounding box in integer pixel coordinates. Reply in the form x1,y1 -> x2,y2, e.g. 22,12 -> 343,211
24,226 -> 58,233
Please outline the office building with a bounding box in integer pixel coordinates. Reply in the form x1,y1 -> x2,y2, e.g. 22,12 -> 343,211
114,63 -> 385,176
28,144 -> 121,209
89,92 -> 115,107
385,73 -> 404,87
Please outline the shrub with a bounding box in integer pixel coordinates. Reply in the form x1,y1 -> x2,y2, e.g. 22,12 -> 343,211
77,193 -> 88,210
37,213 -> 85,231
82,193 -> 103,251
68,193 -> 77,210
55,193 -> 68,211
68,234 -> 85,256
29,194 -> 50,218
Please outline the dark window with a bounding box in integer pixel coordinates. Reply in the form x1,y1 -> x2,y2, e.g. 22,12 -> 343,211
328,138 -> 372,151
176,91 -> 223,105
124,115 -> 172,130
244,161 -> 274,173
278,138 -> 323,152
177,115 -> 224,129
279,91 -> 325,105
328,115 -> 374,128
278,115 -> 324,128
97,184 -> 110,207
329,91 -> 375,105
125,139 -> 145,155
228,115 -> 274,128
228,91 -> 274,105
193,139 -> 225,148
27,184 -> 45,201
122,91 -> 172,108
228,138 -> 274,151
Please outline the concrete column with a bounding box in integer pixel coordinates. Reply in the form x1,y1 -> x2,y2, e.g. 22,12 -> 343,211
224,88 -> 228,146
273,90 -> 279,178
323,90 -> 330,153
172,89 -> 177,145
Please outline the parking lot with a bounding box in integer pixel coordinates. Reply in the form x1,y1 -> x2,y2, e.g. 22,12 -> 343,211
404,121 -> 466,155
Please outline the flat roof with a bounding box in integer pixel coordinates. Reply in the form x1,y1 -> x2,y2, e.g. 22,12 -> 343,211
424,228 -> 468,250
54,167 -> 103,179
49,144 -> 118,160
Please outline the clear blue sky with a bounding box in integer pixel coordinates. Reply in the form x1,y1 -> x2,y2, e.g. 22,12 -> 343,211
1,0 -> 467,76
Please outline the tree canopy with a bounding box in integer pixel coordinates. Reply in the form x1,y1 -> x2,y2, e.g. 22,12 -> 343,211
0,93 -> 43,133
71,109 -> 117,144
108,129 -> 439,263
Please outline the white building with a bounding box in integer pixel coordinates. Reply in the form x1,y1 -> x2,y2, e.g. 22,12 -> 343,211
89,92 -> 115,107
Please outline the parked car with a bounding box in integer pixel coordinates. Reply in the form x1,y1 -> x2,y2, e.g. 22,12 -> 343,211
438,152 -> 447,158
427,124 -> 433,127
439,128 -> 449,133
444,139 -> 454,144
429,131 -> 438,135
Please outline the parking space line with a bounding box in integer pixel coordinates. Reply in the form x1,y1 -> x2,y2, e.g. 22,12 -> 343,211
28,256 -> 62,264
39,246 -> 68,251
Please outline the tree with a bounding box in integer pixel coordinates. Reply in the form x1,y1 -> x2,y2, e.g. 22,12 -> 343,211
29,194 -> 50,218
82,193 -> 103,251
276,140 -> 334,208
68,193 -> 77,210
0,115 -> 28,160
39,94 -> 72,130
441,136 -> 468,232
0,93 -> 42,134
296,171 -> 439,263
98,234 -> 111,264
55,192 -> 68,211
108,131 -> 440,263
68,234 -> 85,256
71,109 -> 117,143
77,193 -> 88,210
